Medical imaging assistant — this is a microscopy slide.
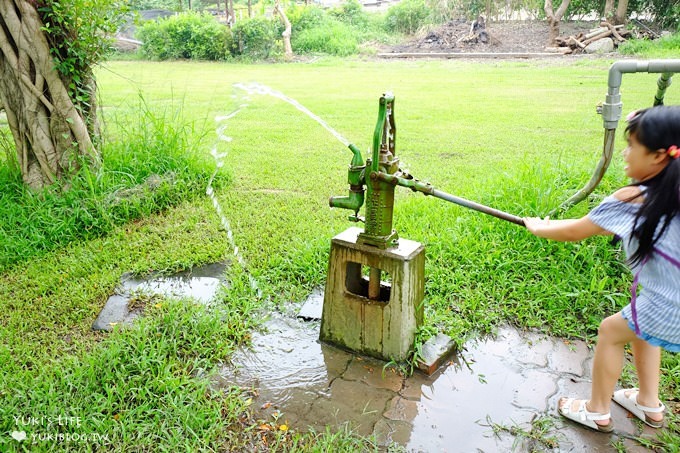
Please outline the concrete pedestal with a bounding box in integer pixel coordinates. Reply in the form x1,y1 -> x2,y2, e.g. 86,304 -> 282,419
320,227 -> 425,362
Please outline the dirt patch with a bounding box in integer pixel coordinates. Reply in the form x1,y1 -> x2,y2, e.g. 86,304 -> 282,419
383,20 -> 601,55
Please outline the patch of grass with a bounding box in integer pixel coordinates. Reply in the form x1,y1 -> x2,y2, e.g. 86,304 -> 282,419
0,296 -> 258,452
487,414 -> 561,451
618,31 -> 680,58
0,96 -> 226,271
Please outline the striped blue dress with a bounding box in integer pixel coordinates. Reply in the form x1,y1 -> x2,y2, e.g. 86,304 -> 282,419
588,195 -> 680,352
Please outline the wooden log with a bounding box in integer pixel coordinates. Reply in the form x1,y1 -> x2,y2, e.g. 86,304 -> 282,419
603,22 -> 626,42
585,27 -> 609,39
567,36 -> 586,48
600,21 -> 625,30
582,30 -> 613,46
554,36 -> 568,46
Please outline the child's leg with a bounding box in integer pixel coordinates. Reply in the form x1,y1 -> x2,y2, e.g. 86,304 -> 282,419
629,338 -> 663,422
587,313 -> 637,415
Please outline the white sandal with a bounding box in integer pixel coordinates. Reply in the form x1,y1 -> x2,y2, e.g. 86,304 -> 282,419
558,397 -> 614,433
612,388 -> 665,428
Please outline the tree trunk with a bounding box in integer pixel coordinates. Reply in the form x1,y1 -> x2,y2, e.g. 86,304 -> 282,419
248,0 -> 252,18
226,0 -> 234,26
603,0 -> 614,20
0,1 -> 99,191
613,0 -> 628,25
544,0 -> 571,45
274,0 -> 293,61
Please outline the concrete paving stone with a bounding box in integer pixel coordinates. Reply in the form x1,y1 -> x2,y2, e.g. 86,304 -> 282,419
306,379 -> 396,437
373,418 -> 414,447
383,395 -> 419,422
499,327 -> 553,367
319,343 -> 353,379
297,288 -> 323,320
548,337 -> 593,375
399,370 -> 433,400
342,356 -> 404,392
512,368 -> 557,411
92,294 -> 139,331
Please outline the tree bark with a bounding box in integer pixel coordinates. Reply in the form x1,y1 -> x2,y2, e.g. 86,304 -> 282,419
544,0 -> 571,45
613,0 -> 628,25
0,0 -> 99,191
274,0 -> 293,61
603,0 -> 615,20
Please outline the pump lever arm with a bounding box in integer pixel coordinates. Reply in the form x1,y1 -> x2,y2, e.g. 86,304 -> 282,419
373,172 -> 525,227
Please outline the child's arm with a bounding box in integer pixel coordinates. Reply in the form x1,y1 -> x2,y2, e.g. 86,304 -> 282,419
523,216 -> 611,242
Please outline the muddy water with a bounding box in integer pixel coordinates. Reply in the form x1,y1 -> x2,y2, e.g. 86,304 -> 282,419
96,265 -> 655,450
214,299 -> 653,452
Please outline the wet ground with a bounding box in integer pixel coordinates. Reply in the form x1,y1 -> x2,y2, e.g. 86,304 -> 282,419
98,265 -> 660,452
215,309 -> 658,452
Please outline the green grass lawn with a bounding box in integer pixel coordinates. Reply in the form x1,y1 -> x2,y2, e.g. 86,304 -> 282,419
1,56 -> 678,451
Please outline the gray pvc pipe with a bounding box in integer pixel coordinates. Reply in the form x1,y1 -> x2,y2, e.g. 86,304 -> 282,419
555,60 -> 680,214
603,59 -> 680,128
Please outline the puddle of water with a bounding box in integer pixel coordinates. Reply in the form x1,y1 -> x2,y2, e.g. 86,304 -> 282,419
214,293 -> 646,452
92,263 -> 227,330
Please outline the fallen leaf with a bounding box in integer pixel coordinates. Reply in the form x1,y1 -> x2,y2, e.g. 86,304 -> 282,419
261,402 -> 272,409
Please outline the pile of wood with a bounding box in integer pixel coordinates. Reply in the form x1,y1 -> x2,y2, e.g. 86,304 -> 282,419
457,16 -> 490,45
550,21 -> 631,54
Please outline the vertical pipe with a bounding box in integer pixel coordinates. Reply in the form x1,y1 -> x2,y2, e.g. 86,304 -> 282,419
555,60 -> 680,215
654,73 -> 673,106
553,128 -> 617,215
368,267 -> 381,300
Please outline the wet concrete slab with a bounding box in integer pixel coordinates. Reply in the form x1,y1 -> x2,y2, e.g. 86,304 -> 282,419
92,262 -> 227,331
215,302 -> 660,452
95,267 -> 659,451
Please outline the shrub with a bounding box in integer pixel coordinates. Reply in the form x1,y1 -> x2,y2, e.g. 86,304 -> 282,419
292,19 -> 359,56
329,0 -> 370,28
231,16 -> 280,59
287,4 -> 326,34
138,12 -> 232,60
618,31 -> 680,58
384,0 -> 430,34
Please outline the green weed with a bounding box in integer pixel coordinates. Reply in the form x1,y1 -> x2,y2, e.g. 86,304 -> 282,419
0,95 -> 224,271
618,31 -> 680,58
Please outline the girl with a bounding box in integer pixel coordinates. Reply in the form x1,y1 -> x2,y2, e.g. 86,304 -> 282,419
524,105 -> 680,432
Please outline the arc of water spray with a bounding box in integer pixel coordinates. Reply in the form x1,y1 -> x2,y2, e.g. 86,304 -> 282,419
206,100 -> 262,298
208,81 -> 392,300
233,82 -> 352,148
231,82 -> 416,175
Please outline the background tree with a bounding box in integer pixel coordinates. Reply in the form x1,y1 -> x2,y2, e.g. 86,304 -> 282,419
604,0 -> 629,24
274,0 -> 293,60
0,0 -> 126,190
544,0 -> 571,44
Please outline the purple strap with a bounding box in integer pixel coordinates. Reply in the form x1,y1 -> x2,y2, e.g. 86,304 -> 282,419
630,247 -> 680,335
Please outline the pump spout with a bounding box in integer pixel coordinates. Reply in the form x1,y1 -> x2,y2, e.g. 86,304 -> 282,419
329,143 -> 366,217
329,188 -> 364,212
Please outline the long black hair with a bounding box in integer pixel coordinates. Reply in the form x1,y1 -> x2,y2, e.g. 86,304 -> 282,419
625,105 -> 680,265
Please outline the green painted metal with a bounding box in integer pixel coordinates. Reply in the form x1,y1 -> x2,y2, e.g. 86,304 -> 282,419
359,93 -> 399,249
329,93 -> 401,249
329,92 -> 527,248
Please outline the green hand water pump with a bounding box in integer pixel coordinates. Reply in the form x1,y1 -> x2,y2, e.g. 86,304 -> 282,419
329,92 -> 525,252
